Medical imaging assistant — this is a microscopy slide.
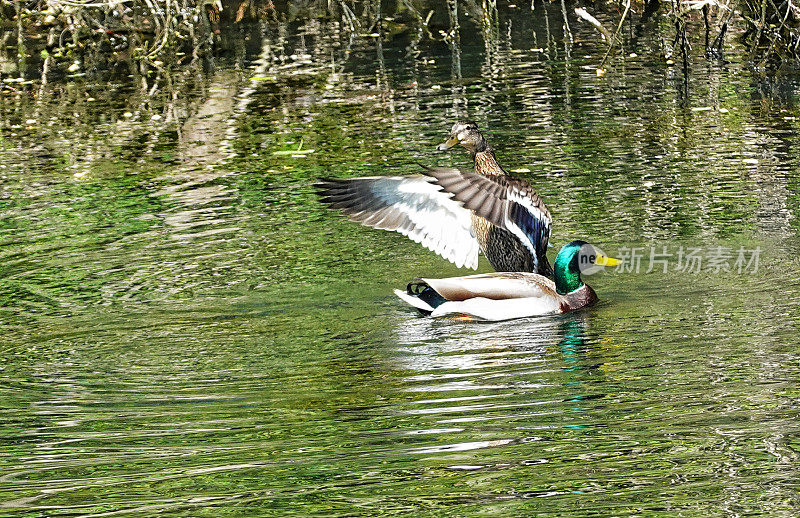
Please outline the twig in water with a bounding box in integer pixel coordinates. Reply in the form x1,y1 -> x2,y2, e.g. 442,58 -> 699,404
599,0 -> 632,71
749,0 -> 768,62
560,0 -> 573,43
710,1 -> 733,56
759,0 -> 792,65
574,7 -> 613,41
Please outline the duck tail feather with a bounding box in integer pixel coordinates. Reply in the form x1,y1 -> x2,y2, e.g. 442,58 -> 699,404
394,289 -> 435,314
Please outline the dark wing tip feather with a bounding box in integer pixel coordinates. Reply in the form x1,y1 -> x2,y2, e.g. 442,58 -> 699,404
314,177 -> 346,188
314,178 -> 349,198
314,177 -> 372,215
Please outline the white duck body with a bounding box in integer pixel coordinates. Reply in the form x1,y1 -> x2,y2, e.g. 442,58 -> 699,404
393,271 -> 597,322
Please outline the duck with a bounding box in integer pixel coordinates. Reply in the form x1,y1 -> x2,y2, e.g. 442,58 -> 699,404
393,240 -> 620,321
316,121 -> 552,275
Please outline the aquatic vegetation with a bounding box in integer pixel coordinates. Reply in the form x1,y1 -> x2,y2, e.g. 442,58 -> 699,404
2,0 -> 800,515
2,0 -> 800,89
1,0 -> 226,79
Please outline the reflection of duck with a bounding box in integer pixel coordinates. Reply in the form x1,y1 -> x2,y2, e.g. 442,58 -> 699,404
558,318 -> 588,370
394,241 -> 619,321
315,121 -> 552,275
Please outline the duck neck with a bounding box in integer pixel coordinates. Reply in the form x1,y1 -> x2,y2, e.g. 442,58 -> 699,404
560,284 -> 597,311
473,144 -> 505,176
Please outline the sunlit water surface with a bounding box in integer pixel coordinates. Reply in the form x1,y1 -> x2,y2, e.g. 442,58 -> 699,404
2,5 -> 800,516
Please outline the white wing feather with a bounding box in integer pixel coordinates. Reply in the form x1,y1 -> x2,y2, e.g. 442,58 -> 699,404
318,176 -> 480,269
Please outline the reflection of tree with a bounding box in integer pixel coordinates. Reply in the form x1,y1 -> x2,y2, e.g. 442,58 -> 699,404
479,0 -> 504,93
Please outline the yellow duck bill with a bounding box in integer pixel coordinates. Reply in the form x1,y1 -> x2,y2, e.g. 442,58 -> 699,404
594,254 -> 621,267
436,136 -> 460,151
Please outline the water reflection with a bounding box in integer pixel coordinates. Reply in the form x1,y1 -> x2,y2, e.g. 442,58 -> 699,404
393,312 -> 602,425
2,3 -> 800,516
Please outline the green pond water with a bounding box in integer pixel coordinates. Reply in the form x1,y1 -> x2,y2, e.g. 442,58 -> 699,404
3,4 -> 800,516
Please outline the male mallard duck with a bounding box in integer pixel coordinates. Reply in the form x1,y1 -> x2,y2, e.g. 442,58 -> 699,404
316,121 -> 552,275
394,241 -> 619,321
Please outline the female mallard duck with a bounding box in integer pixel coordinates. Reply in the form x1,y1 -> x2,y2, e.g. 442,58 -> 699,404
394,241 -> 620,321
316,121 -> 552,275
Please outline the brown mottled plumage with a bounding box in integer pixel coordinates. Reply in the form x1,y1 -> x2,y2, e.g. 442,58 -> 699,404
315,121 -> 552,275
472,215 -> 537,271
474,148 -> 505,176
436,121 -> 552,276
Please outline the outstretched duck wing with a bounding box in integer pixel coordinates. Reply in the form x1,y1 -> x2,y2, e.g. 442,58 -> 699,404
421,166 -> 551,266
316,176 -> 480,269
